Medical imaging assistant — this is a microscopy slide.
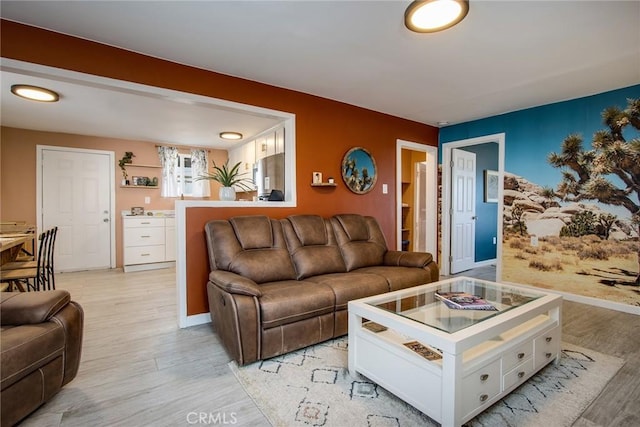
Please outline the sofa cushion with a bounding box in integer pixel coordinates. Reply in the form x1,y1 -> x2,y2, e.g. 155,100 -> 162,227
206,216 -> 297,284
230,216 -> 274,249
287,215 -> 328,246
230,250 -> 297,284
259,281 -> 335,329
283,216 -> 346,279
334,213 -> 369,241
355,266 -> 433,292
305,272 -> 389,310
331,214 -> 386,271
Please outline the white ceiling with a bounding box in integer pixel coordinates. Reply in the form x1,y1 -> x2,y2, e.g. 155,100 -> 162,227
0,64 -> 286,149
1,1 -> 639,147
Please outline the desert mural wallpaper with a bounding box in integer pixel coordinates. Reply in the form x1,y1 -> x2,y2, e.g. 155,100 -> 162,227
441,85 -> 640,308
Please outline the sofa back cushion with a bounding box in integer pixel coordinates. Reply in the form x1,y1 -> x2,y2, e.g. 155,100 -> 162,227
331,214 -> 387,271
282,215 -> 347,279
205,215 -> 297,284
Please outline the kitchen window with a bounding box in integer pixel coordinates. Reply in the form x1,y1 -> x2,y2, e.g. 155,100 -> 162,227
176,153 -> 193,196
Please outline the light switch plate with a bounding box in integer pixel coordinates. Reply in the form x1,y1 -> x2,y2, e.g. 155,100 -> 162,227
382,184 -> 388,194
144,196 -> 151,204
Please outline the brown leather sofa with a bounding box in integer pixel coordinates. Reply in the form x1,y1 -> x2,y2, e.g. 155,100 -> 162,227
205,213 -> 438,365
0,290 -> 84,426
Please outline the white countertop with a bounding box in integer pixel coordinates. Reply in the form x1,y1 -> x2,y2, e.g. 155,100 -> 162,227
121,209 -> 175,218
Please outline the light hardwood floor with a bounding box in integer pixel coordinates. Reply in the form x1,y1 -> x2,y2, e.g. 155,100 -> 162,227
19,267 -> 639,427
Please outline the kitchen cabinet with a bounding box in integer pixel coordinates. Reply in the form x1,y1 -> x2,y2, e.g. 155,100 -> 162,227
228,141 -> 257,191
122,214 -> 176,272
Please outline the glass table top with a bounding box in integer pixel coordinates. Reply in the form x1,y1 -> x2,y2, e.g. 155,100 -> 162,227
367,277 -> 544,334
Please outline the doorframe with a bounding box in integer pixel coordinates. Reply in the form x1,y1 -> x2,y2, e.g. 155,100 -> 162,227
396,140 -> 438,259
36,145 -> 117,269
441,133 -> 505,277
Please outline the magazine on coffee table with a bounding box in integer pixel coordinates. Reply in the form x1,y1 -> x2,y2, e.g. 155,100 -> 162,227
435,291 -> 498,311
403,341 -> 442,360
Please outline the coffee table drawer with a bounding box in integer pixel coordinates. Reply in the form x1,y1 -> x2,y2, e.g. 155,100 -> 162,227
503,341 -> 533,373
534,327 -> 561,369
462,358 -> 501,416
503,357 -> 535,391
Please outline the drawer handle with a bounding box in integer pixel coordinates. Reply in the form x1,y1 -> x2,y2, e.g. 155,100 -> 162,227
480,374 -> 489,382
141,253 -> 150,256
518,371 -> 525,378
141,222 -> 151,224
546,352 -> 553,358
517,352 -> 525,359
141,235 -> 151,238
546,337 -> 552,342
479,394 -> 489,402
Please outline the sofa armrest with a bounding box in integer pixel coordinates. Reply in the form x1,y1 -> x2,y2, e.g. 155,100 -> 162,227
384,250 -> 434,268
0,291 -> 71,326
209,270 -> 262,297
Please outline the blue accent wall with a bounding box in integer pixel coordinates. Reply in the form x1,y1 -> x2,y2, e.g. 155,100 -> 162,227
461,143 -> 499,262
440,85 -> 640,189
437,85 -> 640,307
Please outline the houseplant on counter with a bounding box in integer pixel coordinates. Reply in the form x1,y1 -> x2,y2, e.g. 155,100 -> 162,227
195,160 -> 254,201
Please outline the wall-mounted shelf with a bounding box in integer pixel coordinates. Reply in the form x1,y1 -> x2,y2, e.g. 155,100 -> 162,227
311,182 -> 337,187
120,185 -> 159,189
123,164 -> 162,169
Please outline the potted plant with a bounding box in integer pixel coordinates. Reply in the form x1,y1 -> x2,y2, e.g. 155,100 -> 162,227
118,152 -> 135,185
196,160 -> 254,201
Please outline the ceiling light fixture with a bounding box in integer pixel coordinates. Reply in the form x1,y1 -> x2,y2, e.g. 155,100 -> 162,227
11,84 -> 60,102
219,131 -> 243,140
405,0 -> 469,33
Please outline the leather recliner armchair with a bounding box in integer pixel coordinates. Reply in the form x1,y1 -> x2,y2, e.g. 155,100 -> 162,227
0,290 -> 84,426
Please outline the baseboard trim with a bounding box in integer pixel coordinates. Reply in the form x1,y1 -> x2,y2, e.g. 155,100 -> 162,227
124,261 -> 175,273
180,312 -> 211,328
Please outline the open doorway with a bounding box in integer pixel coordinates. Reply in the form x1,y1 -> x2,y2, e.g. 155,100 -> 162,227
396,140 -> 437,259
441,133 -> 505,277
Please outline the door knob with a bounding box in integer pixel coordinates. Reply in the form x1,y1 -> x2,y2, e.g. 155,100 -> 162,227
103,218 -> 109,223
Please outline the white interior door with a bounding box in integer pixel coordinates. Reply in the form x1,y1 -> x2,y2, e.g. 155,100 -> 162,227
451,148 -> 476,273
41,147 -> 113,271
414,161 -> 428,252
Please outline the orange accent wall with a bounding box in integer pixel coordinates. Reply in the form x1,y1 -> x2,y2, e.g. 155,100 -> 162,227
1,20 -> 438,316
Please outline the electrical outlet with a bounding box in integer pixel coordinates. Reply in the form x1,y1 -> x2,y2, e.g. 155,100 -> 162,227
530,236 -> 538,246
144,196 -> 150,204
382,184 -> 388,194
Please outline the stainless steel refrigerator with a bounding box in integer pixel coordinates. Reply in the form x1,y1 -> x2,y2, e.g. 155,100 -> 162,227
255,152 -> 285,200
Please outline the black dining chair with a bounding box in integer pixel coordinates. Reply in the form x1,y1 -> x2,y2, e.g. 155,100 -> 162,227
0,227 -> 58,291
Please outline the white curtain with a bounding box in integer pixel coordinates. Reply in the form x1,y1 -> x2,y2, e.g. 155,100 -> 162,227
190,149 -> 211,198
158,146 -> 179,197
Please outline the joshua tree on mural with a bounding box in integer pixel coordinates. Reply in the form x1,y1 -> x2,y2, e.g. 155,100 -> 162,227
548,97 -> 640,285
598,213 -> 618,240
509,205 -> 528,236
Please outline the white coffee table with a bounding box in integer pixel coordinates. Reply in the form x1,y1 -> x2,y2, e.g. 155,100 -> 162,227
348,277 -> 562,427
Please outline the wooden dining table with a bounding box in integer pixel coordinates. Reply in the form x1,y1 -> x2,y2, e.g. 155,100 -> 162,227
0,234 -> 33,266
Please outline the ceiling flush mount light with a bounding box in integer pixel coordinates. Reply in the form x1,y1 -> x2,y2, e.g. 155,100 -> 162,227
219,131 -> 243,140
405,0 -> 469,33
11,84 -> 60,102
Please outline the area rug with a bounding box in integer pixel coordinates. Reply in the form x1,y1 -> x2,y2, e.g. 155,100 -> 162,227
230,337 -> 624,427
